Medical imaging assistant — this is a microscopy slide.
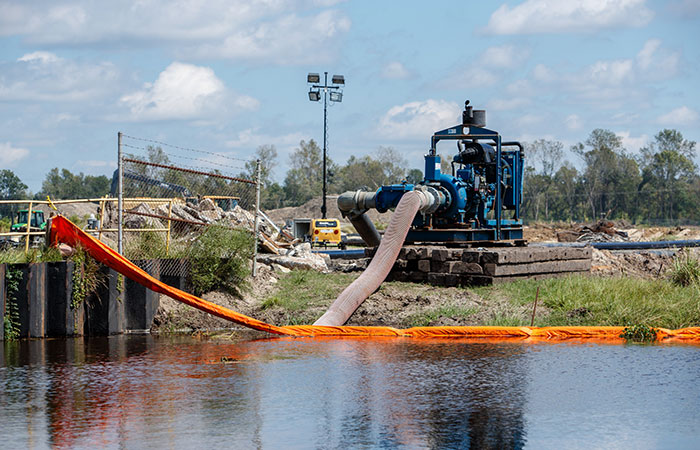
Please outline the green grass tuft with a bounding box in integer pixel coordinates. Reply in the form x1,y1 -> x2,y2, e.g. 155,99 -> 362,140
669,249 -> 700,287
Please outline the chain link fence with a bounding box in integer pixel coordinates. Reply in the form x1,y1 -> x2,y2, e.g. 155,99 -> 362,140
116,133 -> 262,287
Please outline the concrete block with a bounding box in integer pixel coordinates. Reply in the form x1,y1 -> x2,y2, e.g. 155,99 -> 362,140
444,274 -> 460,287
431,261 -> 448,273
459,275 -> 494,286
481,247 -> 592,265
447,261 -> 483,275
417,259 -> 431,272
387,271 -> 409,282
404,248 -> 418,260
393,259 -> 408,270
461,250 -> 483,264
483,259 -> 592,276
409,271 -> 427,282
431,249 -> 449,261
414,248 -> 430,259
427,272 -> 446,285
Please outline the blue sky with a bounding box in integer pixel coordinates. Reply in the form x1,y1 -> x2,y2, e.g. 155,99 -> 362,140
1,0 -> 699,192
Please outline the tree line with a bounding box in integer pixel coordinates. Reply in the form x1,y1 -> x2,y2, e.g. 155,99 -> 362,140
1,127 -> 697,225
522,129 -> 698,225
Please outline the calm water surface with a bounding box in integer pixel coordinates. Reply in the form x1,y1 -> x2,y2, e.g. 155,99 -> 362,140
1,335 -> 699,449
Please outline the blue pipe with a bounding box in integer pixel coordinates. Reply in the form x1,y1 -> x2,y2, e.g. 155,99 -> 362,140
313,249 -> 367,259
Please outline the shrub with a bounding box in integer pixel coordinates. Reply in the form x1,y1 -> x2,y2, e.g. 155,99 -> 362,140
188,224 -> 254,296
669,249 -> 700,287
620,324 -> 658,342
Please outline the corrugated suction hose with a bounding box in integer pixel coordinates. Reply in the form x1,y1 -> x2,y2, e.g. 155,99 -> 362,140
314,191 -> 425,326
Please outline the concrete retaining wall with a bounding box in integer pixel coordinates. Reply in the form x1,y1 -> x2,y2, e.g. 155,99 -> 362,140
1,258 -> 190,339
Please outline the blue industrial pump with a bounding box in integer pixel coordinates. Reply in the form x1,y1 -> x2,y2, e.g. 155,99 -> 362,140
337,101 -> 525,245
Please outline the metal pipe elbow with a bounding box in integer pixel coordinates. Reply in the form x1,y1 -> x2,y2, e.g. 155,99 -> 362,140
337,190 -> 377,218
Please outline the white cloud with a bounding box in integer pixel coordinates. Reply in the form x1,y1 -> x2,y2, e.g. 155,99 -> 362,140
0,1 -> 350,65
635,39 -> 680,80
511,40 -> 680,108
189,10 -> 350,64
486,0 -> 653,34
657,106 -> 700,126
378,100 -> 461,139
616,131 -> 648,152
0,142 -> 30,166
487,45 -> 530,69
119,62 -> 258,121
0,51 -> 120,102
438,45 -> 529,89
565,114 -> 583,131
17,51 -> 59,63
381,61 -> 411,80
226,128 -> 306,150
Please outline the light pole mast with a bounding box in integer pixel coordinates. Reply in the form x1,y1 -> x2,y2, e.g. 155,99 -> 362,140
322,72 -> 328,219
307,72 -> 344,219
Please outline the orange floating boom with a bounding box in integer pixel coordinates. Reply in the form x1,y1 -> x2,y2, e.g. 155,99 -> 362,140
49,215 -> 700,341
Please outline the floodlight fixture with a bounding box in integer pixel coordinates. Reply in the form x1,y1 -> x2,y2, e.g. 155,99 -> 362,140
308,90 -> 320,101
305,70 -> 345,219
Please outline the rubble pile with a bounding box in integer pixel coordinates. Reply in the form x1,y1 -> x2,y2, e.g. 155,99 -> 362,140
120,199 -> 327,272
556,220 -> 630,243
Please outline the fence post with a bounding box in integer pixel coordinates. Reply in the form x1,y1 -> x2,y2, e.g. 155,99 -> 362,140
165,199 -> 173,256
252,159 -> 261,277
117,132 -> 123,254
98,198 -> 105,242
24,200 -> 33,255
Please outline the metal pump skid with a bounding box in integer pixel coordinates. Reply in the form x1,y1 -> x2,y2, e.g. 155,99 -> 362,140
337,101 -> 525,245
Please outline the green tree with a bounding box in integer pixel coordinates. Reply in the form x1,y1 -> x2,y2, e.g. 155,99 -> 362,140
638,129 -> 698,223
406,168 -> 423,185
573,129 -> 640,220
282,139 -> 338,206
376,146 -> 408,183
242,144 -> 285,210
337,155 -> 386,191
336,146 -> 410,192
38,168 -> 110,200
0,170 -> 28,218
523,139 -> 564,220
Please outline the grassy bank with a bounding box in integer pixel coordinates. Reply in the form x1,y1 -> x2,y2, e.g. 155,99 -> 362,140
473,276 -> 700,329
260,271 -> 700,329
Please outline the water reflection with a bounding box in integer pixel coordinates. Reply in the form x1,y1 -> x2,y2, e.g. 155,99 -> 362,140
2,336 -> 699,449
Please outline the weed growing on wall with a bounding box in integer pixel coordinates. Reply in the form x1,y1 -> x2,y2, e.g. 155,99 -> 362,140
70,246 -> 102,310
3,266 -> 22,340
188,224 -> 254,296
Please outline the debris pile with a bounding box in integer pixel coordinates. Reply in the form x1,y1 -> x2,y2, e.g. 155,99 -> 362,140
556,220 -> 630,243
116,199 -> 328,271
